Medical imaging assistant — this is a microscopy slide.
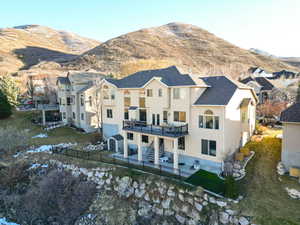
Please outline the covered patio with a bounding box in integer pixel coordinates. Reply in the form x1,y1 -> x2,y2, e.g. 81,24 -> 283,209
111,152 -> 197,177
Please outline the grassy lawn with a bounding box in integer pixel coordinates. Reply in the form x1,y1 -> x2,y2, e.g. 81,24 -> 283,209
263,126 -> 283,138
185,169 -> 225,195
237,136 -> 300,225
0,111 -> 98,147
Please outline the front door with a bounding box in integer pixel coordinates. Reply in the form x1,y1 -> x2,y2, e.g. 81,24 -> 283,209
109,139 -> 116,152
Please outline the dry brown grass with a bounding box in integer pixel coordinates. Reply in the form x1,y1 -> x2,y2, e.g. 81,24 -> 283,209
237,136 -> 300,225
70,23 -> 299,79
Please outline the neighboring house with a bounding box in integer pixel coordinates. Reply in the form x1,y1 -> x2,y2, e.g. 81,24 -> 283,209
27,74 -> 57,105
57,72 -> 104,132
272,70 -> 299,80
280,102 -> 300,170
100,66 -> 257,175
248,67 -> 273,78
240,76 -> 274,103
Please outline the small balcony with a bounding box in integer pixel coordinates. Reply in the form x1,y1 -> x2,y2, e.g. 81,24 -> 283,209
123,120 -> 188,138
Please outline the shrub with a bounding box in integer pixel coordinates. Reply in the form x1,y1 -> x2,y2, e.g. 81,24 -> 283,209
0,90 -> 12,119
0,163 -> 30,192
235,152 -> 244,161
224,175 -> 239,199
240,147 -> 250,157
15,170 -> 97,225
0,126 -> 28,155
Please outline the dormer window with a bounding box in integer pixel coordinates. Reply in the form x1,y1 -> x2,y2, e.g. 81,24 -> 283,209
199,110 -> 219,129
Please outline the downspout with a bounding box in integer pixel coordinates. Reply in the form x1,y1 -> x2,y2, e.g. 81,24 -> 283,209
222,105 -> 226,172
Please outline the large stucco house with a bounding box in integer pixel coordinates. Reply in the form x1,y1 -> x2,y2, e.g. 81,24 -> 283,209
280,102 -> 300,170
100,66 -> 257,175
57,72 -> 104,132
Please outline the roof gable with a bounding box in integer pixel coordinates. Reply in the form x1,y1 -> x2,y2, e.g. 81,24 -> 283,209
57,77 -> 70,85
280,102 -> 300,123
194,76 -> 238,106
254,77 -> 274,90
105,66 -> 196,88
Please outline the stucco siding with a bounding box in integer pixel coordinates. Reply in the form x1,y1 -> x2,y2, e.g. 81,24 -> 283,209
282,123 -> 300,169
103,123 -> 119,138
224,89 -> 256,158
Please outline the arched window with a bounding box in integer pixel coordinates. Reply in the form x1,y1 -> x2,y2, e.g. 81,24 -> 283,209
199,110 -> 219,130
204,110 -> 213,115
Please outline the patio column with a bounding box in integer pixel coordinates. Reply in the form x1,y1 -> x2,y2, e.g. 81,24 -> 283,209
137,133 -> 142,162
123,131 -> 128,158
154,136 -> 159,167
173,138 -> 179,173
42,110 -> 46,126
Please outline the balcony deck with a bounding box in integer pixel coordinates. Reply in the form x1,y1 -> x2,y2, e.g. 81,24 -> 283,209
122,120 -> 188,138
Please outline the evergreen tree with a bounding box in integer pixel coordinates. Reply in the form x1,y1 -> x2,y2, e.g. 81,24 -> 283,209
0,75 -> 20,106
0,90 -> 12,119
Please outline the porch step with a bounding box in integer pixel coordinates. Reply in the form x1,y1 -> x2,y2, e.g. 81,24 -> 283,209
146,141 -> 164,162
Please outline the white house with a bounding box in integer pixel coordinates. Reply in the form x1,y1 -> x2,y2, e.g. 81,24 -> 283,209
100,66 -> 257,175
280,102 -> 300,171
57,72 -> 104,132
249,67 -> 273,78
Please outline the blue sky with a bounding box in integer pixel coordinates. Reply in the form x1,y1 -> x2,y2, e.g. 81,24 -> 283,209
1,0 -> 299,56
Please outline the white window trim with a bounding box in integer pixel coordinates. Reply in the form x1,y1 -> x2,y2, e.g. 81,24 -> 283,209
201,139 -> 217,157
199,112 -> 219,130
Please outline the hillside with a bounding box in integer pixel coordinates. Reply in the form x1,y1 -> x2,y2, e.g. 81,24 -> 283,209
281,57 -> 300,69
0,25 -> 100,74
250,48 -> 300,70
65,22 -> 299,79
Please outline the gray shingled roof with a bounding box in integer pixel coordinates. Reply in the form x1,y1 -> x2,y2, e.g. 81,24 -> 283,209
106,66 -> 196,88
57,77 -> 70,85
280,102 -> 300,123
110,134 -> 124,141
194,76 -> 239,105
255,77 -> 274,91
240,77 -> 274,91
78,83 -> 93,93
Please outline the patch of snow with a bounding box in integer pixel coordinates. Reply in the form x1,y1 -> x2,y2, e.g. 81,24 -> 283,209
13,143 -> 77,158
286,187 -> 300,199
32,133 -> 48,138
28,163 -> 48,170
277,162 -> 287,175
27,145 -> 52,153
0,218 -> 20,225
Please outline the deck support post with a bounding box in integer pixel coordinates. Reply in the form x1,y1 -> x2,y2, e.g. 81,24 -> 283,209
42,110 -> 46,126
123,131 -> 128,158
137,133 -> 142,162
154,136 -> 159,167
173,138 -> 179,173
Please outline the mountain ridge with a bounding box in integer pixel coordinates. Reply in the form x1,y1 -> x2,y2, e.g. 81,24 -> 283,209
63,22 -> 299,79
0,25 -> 100,74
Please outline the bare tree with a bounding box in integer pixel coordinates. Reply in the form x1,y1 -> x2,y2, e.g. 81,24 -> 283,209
42,76 -> 57,104
17,170 -> 97,225
90,87 -> 103,135
257,100 -> 288,119
0,126 -> 28,155
26,75 -> 35,102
